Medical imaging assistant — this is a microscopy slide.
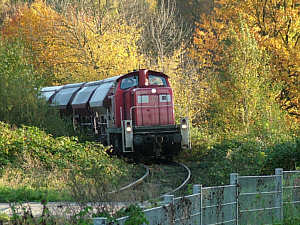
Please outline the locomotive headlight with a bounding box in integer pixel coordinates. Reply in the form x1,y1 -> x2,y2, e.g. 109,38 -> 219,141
181,124 -> 188,129
151,88 -> 157,94
181,119 -> 188,129
126,122 -> 132,132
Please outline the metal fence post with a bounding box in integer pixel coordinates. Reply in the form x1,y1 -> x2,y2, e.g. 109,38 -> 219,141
193,184 -> 202,225
230,173 -> 239,225
93,217 -> 107,225
275,168 -> 283,222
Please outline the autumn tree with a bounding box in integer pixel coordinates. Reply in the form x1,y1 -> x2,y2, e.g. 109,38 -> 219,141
213,21 -> 288,135
240,0 -> 300,119
175,0 -> 214,26
142,0 -> 191,69
2,0 -> 143,84
112,0 -> 202,122
193,0 -> 300,124
0,37 -> 72,135
166,49 -> 210,125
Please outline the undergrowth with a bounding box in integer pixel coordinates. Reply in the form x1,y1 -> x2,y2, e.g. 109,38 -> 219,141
0,203 -> 149,225
0,121 -> 133,203
180,126 -> 300,186
0,186 -> 72,202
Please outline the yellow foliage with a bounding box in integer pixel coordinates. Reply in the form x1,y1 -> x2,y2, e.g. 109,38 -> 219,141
0,0 -> 9,12
150,46 -> 209,125
145,0 -> 157,11
192,0 -> 300,121
2,0 -> 144,84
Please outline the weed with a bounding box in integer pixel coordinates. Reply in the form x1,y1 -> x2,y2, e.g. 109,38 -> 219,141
120,205 -> 149,225
273,216 -> 300,225
0,212 -> 10,223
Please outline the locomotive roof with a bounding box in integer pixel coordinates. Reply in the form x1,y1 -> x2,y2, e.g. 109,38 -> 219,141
116,70 -> 169,82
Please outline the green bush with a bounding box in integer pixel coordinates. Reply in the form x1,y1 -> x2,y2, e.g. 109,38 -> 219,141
264,138 -> 300,173
184,125 -> 299,186
0,121 -> 124,171
0,121 -> 129,202
0,186 -> 72,202
0,37 -> 73,136
184,135 -> 267,186
273,216 -> 300,225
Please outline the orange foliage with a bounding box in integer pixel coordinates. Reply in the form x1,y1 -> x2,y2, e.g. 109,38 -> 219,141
2,0 -> 69,83
1,0 -> 143,84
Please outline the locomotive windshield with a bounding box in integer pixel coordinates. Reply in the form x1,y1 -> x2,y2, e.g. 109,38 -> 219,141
120,75 -> 138,90
149,74 -> 167,86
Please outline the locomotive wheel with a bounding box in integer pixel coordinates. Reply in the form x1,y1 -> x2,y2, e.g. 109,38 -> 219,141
111,134 -> 122,156
164,143 -> 181,160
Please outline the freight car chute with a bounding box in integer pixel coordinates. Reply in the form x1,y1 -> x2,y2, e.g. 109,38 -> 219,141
89,79 -> 118,109
51,83 -> 85,107
39,86 -> 63,101
70,76 -> 120,139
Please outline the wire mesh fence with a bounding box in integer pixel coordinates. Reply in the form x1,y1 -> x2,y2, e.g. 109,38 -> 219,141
93,169 -> 300,225
283,171 -> 300,219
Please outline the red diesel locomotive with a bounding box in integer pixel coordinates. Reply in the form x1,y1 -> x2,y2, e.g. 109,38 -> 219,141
40,69 -> 190,158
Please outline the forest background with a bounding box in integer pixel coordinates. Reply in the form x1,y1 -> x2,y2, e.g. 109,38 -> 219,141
0,0 -> 299,203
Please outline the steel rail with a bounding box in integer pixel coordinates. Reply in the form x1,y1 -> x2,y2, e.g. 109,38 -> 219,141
162,162 -> 191,196
108,164 -> 149,194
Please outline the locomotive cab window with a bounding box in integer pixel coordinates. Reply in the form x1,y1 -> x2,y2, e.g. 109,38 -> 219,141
120,76 -> 138,90
148,75 -> 167,86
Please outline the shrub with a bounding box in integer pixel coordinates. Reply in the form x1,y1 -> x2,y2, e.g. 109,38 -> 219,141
0,121 -> 130,202
0,37 -> 73,136
184,126 -> 299,186
264,137 -> 300,173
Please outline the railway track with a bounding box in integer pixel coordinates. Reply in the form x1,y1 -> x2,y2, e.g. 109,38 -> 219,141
0,162 -> 191,217
108,164 -> 150,194
114,161 -> 191,202
162,162 -> 191,196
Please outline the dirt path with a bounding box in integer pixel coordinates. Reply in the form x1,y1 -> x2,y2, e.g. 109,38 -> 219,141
0,202 -> 66,216
0,202 -> 132,217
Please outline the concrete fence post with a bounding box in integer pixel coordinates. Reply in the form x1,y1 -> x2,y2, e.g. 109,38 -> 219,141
230,173 -> 239,225
164,195 -> 174,225
275,168 -> 283,222
163,194 -> 174,205
93,217 -> 107,225
193,184 -> 201,194
193,184 -> 202,225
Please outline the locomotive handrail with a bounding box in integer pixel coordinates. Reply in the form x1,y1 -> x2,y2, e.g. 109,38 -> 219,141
129,104 -> 174,121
